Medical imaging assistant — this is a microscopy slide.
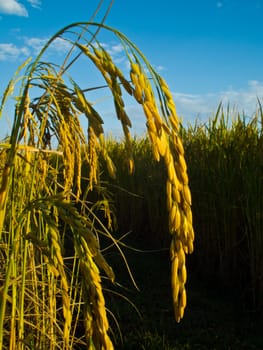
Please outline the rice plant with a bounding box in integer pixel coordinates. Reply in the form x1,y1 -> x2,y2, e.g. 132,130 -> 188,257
182,102 -> 263,314
101,102 -> 263,320
0,5 -> 194,350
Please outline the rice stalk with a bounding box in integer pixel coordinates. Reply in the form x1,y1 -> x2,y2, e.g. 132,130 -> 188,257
0,12 -> 194,350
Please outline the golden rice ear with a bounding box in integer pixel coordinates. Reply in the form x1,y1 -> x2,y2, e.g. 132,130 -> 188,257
125,55 -> 195,322
128,157 -> 135,174
0,163 -> 10,210
87,126 -> 99,190
79,253 -> 114,350
105,155 -> 117,179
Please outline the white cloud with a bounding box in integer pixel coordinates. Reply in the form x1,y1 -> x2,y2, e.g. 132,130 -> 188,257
27,0 -> 41,9
24,36 -> 72,56
109,43 -> 123,55
0,0 -> 28,16
49,37 -> 72,54
0,0 -> 41,17
0,36 -> 72,63
0,43 -> 29,61
172,80 -> 263,124
24,37 -> 47,54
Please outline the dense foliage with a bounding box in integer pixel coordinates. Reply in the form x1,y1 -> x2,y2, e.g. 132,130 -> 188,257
100,104 -> 263,318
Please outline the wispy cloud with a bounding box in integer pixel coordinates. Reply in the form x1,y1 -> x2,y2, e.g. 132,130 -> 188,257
50,37 -> 73,54
0,36 -> 130,65
25,36 -> 72,55
24,37 -> 47,54
173,80 -> 263,124
108,43 -> 124,55
0,43 -> 29,61
100,42 -> 125,62
27,0 -> 41,9
0,36 -> 72,62
0,0 -> 28,17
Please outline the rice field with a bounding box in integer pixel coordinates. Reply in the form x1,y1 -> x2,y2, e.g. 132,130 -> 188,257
0,6 -> 263,349
98,104 -> 263,319
97,104 -> 263,348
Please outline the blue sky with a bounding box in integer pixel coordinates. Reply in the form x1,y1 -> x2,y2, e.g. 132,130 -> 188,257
1,0 -> 263,138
